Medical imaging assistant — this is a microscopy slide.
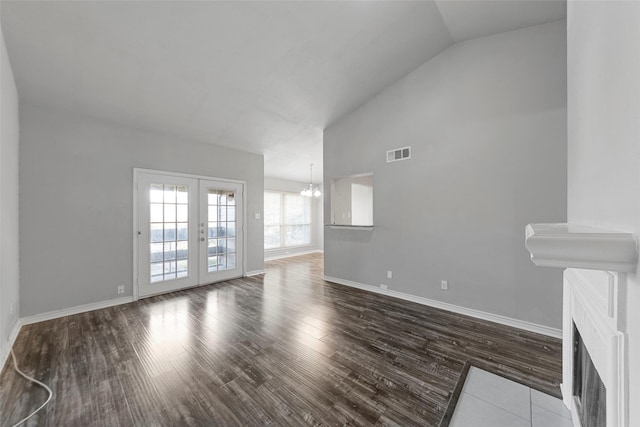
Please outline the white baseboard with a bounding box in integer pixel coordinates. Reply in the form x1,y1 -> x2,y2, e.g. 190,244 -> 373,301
323,275 -> 562,339
21,296 -> 134,326
245,269 -> 266,277
0,319 -> 23,372
264,248 -> 323,261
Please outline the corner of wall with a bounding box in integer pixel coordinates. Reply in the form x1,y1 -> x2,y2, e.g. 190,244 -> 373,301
0,19 -> 21,365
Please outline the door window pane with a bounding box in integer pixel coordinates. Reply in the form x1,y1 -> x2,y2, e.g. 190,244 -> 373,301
227,253 -> 236,269
164,185 -> 176,203
150,223 -> 163,243
177,241 -> 188,260
177,204 -> 188,222
164,223 -> 176,241
164,204 -> 176,222
224,191 -> 236,206
208,256 -> 218,272
208,222 -> 219,238
177,223 -> 188,240
218,255 -> 227,270
227,222 -> 236,237
164,261 -> 177,280
150,184 -> 164,203
150,262 -> 163,282
176,186 -> 188,203
227,238 -> 236,253
150,204 -> 163,222
150,243 -> 164,262
177,259 -> 188,271
208,206 -> 218,222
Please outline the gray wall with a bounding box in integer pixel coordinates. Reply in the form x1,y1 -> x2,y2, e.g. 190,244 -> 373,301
0,22 -> 20,359
19,104 -> 264,316
567,2 -> 640,423
324,21 -> 567,328
264,176 -> 323,258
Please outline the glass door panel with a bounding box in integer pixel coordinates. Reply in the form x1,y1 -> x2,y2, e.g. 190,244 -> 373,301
137,174 -> 199,297
199,180 -> 243,284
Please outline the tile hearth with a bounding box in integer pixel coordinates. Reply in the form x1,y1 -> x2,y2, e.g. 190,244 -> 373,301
449,367 -> 572,427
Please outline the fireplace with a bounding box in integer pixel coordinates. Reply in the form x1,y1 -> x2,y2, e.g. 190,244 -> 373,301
573,324 -> 606,427
563,268 -> 628,427
524,223 -> 637,427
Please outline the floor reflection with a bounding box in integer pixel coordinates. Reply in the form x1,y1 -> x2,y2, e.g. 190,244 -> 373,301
0,252 -> 562,426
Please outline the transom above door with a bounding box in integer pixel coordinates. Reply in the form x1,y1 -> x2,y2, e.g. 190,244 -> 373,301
135,170 -> 244,299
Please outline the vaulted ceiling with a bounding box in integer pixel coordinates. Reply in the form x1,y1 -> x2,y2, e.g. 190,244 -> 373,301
0,1 -> 565,182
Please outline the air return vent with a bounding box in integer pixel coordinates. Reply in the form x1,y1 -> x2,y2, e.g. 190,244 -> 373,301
386,146 -> 411,163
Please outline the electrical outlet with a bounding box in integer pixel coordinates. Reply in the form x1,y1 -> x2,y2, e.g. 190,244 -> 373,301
380,284 -> 388,290
441,280 -> 448,290
117,285 -> 125,295
387,270 -> 393,279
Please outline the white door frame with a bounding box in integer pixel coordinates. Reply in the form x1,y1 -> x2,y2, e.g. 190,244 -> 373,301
133,168 -> 247,301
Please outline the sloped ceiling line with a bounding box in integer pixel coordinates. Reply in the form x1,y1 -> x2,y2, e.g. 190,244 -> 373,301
1,0 -> 565,182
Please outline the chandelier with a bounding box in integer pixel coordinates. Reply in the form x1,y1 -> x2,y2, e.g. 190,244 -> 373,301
300,163 -> 321,198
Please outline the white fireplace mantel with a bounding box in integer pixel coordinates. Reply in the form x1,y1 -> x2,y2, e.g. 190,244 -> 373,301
525,223 -> 638,273
525,222 -> 637,427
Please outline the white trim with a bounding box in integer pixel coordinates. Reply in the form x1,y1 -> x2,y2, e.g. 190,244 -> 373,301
323,275 -> 562,339
133,169 -> 140,300
0,319 -> 23,372
245,269 -> 266,277
21,297 -> 134,326
264,249 -> 323,261
134,168 -> 246,185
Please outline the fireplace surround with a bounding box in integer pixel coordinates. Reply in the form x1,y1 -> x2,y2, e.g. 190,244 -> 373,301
563,268 -> 627,427
525,223 -> 637,427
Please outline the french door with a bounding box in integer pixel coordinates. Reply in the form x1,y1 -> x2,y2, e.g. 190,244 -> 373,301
135,171 -> 244,298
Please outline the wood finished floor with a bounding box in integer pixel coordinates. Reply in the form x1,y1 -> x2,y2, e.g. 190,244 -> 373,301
0,253 -> 562,426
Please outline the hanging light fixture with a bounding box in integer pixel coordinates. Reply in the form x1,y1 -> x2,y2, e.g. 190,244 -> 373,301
300,163 -> 322,198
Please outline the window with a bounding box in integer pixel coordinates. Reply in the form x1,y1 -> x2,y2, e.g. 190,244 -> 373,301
264,191 -> 311,250
264,192 -> 282,249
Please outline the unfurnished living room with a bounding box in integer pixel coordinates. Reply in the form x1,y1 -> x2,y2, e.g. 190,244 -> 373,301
1,1 -> 639,426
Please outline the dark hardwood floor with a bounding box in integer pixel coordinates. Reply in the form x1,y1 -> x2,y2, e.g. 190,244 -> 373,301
0,253 -> 561,426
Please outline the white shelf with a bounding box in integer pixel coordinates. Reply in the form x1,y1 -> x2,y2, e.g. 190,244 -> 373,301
525,223 -> 638,272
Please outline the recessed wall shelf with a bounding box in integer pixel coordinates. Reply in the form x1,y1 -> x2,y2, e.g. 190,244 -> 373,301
525,223 -> 638,273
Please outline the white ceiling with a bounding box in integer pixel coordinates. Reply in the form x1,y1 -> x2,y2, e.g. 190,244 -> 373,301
0,1 -> 565,183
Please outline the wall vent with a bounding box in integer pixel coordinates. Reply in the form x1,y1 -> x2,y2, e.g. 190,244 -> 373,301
386,146 -> 411,163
